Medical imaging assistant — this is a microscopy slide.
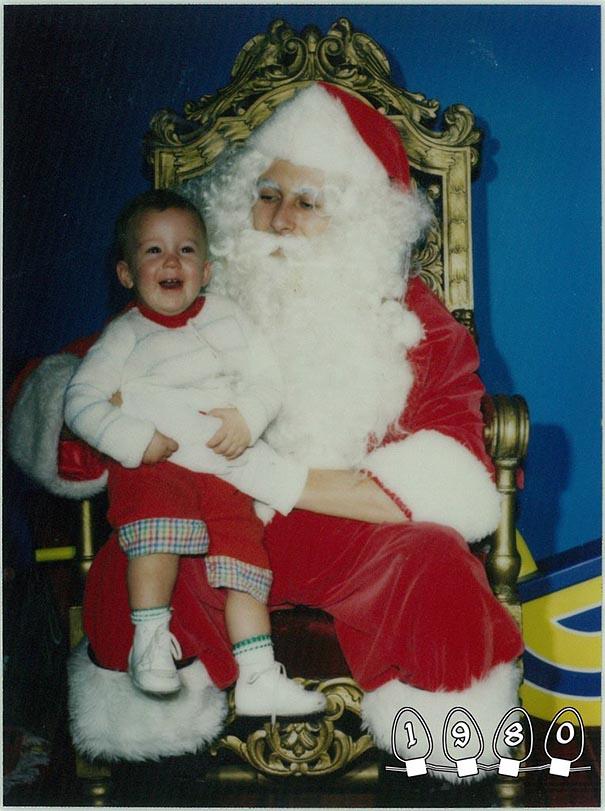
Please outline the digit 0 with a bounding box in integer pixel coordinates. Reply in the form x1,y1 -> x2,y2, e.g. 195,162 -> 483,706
556,722 -> 575,745
503,721 -> 524,748
452,721 -> 471,748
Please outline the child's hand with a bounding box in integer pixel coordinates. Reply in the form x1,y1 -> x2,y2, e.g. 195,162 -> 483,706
206,408 -> 251,459
142,430 -> 179,464
109,390 -> 123,407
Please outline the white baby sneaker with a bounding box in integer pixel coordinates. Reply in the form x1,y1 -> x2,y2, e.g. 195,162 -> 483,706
128,621 -> 183,696
235,662 -> 327,721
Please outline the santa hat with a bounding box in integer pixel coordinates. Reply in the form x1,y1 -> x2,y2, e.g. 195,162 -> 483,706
248,82 -> 411,189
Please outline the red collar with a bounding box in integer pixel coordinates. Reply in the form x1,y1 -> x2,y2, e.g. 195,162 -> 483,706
132,296 -> 205,328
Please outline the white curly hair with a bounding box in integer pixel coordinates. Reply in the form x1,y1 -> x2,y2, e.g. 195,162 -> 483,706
180,84 -> 431,299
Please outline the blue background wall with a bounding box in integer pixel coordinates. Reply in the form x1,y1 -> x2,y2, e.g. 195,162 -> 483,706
4,4 -> 601,563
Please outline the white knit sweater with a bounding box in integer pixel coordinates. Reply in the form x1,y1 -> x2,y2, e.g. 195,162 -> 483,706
64,294 -> 283,470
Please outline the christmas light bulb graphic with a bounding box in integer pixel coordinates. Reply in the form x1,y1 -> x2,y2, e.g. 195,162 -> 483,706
390,707 -> 433,777
442,707 -> 484,778
492,707 -> 533,777
544,707 -> 585,777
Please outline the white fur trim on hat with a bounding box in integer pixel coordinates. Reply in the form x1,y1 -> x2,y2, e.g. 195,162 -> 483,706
248,84 -> 387,182
364,430 -> 501,542
7,354 -> 108,499
68,640 -> 228,761
362,662 -> 521,783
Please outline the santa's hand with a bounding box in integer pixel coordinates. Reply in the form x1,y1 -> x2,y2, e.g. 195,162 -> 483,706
142,430 -> 179,464
206,408 -> 251,459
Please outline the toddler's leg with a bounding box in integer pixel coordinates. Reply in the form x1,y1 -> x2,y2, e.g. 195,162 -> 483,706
201,477 -> 325,718
128,552 -> 179,609
127,553 -> 183,695
226,590 -> 326,720
107,462 -> 209,695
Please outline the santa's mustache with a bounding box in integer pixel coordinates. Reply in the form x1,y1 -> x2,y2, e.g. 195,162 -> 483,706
231,228 -> 325,263
211,215 -> 408,312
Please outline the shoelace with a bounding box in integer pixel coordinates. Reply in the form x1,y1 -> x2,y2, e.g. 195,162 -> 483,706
134,625 -> 183,672
247,661 -> 287,725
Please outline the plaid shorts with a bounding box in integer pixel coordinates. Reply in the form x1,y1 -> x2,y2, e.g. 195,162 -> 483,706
118,517 -> 209,558
108,460 -> 271,601
206,555 -> 273,604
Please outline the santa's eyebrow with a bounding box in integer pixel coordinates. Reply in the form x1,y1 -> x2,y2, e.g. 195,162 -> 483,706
255,179 -> 323,199
294,185 -> 323,200
256,178 -> 281,191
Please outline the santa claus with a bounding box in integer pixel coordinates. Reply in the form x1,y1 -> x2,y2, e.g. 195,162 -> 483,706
8,82 -> 523,779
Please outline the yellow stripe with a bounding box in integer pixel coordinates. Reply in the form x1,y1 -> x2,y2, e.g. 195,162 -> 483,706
517,530 -> 538,579
522,577 -> 601,670
520,680 -> 601,727
35,546 -> 76,562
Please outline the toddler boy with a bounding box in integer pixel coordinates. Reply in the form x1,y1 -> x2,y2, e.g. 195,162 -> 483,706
65,189 -> 324,718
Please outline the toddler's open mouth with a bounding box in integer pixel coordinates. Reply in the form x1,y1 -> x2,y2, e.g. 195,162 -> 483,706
159,278 -> 183,289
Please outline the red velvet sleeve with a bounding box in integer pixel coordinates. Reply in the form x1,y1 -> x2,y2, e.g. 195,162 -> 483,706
396,277 -> 494,475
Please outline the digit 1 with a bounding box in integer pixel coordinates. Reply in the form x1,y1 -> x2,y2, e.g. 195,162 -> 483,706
404,721 -> 417,749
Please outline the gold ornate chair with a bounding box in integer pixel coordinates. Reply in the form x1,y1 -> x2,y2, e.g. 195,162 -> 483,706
68,16 -> 529,795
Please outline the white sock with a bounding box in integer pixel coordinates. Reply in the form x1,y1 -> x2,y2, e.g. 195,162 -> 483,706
130,606 -> 172,652
233,633 -> 274,681
131,605 -> 171,626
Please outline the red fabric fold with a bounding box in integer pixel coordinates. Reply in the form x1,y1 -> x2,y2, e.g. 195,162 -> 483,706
58,440 -> 107,482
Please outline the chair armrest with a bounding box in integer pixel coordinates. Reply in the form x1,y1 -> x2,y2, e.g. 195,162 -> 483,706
481,394 -> 530,623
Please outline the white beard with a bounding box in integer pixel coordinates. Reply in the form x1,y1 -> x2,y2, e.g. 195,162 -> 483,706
210,226 -> 423,469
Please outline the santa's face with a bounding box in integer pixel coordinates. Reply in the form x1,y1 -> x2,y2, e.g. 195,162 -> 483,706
252,160 -> 330,241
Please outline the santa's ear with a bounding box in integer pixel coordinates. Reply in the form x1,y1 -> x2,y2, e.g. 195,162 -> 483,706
116,260 -> 135,290
201,260 -> 212,287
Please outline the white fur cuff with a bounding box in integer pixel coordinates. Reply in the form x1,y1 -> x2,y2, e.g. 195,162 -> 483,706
68,640 -> 228,761
7,354 -> 108,499
362,662 -> 521,783
364,430 -> 501,541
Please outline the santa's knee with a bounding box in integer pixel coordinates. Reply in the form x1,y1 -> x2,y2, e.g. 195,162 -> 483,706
384,522 -> 483,605
408,521 -> 471,560
415,522 -> 486,586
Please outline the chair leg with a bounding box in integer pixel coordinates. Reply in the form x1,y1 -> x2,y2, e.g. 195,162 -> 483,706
70,601 -> 112,805
495,771 -> 525,807
482,394 -> 530,623
76,753 -> 111,806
